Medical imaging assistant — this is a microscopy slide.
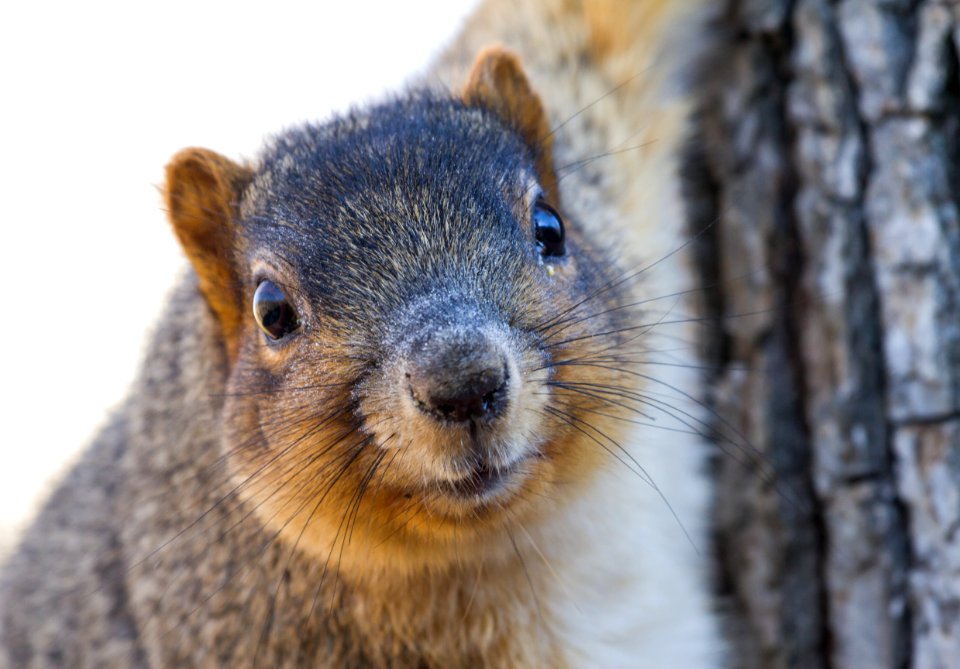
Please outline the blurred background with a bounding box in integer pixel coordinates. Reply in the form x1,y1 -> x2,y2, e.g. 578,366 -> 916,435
0,0 -> 479,554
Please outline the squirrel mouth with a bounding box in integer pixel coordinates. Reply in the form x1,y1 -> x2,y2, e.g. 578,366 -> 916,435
440,457 -> 528,501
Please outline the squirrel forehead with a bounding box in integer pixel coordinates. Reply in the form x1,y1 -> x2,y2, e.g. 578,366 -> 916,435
234,93 -> 547,329
241,93 -> 536,227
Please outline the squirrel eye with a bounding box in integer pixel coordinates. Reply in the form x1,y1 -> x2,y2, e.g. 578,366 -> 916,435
253,280 -> 300,340
533,200 -> 565,258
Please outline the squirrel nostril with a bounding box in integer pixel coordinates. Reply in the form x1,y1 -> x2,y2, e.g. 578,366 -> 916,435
409,361 -> 510,424
421,373 -> 508,423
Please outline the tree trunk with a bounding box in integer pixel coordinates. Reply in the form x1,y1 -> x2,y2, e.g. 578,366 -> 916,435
686,2 -> 960,668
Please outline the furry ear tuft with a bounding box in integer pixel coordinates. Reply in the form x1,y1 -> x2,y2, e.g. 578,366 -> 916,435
164,148 -> 252,360
463,46 -> 559,203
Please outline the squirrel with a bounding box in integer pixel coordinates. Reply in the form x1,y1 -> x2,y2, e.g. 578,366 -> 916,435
0,0 -> 723,667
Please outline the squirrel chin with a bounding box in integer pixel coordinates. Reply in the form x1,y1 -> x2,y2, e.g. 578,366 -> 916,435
415,452 -> 539,514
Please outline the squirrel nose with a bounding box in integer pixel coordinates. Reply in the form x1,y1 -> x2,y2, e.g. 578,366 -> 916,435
407,332 -> 509,424
416,367 -> 508,423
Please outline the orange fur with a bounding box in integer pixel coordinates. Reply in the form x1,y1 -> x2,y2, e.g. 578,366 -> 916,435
225,276 -> 622,579
219,182 -> 625,595
463,46 -> 560,204
164,148 -> 252,361
167,6 -> 705,662
212,38 -> 648,666
582,0 -> 684,60
2,0 -> 721,666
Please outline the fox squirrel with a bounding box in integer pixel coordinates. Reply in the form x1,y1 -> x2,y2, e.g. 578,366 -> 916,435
0,1 -> 723,666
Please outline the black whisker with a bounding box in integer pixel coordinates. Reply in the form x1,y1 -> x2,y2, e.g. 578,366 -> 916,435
543,404 -> 697,552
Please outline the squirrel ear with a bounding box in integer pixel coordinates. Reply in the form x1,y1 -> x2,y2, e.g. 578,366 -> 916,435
165,148 -> 253,360
462,46 -> 559,203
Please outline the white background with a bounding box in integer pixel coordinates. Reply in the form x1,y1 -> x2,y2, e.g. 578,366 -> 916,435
0,0 -> 479,552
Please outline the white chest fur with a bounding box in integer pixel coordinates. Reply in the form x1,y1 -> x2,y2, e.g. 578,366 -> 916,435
534,422 -> 724,669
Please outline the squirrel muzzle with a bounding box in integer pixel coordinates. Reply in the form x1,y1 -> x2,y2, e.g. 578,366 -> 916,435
362,294 -> 535,506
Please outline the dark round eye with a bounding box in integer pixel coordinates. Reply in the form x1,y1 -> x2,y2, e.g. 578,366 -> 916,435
253,280 -> 300,341
533,200 -> 565,257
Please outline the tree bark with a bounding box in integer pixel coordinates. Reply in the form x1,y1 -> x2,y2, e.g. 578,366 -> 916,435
687,2 -> 960,668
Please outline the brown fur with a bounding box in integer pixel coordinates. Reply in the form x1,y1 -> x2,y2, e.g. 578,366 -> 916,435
155,82 -> 627,667
0,1 -> 716,667
219,189 -> 623,583
463,46 -> 560,203
165,148 -> 253,361
582,0 -> 686,62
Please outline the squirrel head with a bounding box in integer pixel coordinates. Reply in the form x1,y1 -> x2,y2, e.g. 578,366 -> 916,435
164,48 -> 631,577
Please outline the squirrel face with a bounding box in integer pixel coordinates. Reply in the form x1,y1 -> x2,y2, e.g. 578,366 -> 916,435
165,49 -> 631,577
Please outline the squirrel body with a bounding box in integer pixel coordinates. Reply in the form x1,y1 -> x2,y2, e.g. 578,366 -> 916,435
0,1 -> 722,667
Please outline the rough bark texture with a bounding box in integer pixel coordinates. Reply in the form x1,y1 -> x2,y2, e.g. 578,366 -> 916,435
688,1 -> 960,668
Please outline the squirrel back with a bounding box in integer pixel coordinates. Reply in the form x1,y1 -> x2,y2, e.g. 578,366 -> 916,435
0,1 -> 722,667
